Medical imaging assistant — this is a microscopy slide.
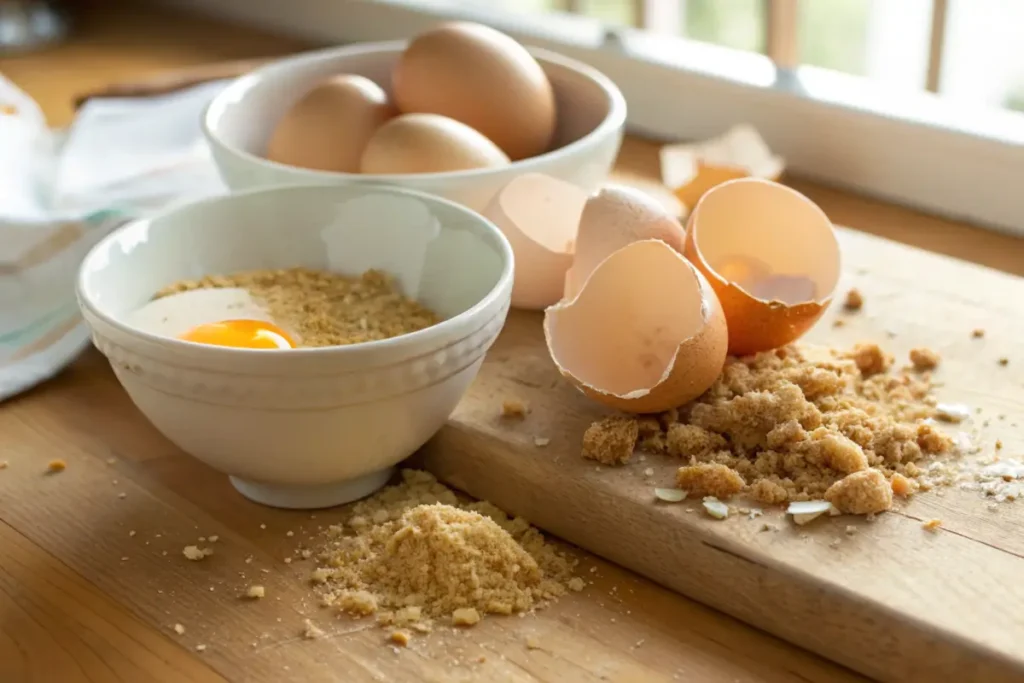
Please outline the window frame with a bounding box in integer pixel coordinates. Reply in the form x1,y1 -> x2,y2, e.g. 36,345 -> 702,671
164,0 -> 1024,235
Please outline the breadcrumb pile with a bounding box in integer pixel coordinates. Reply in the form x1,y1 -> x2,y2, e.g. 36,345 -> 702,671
311,470 -> 576,632
584,343 -> 957,515
156,267 -> 439,347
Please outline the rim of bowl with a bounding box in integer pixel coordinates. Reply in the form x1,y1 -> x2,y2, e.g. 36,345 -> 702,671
201,40 -> 628,182
76,182 -> 516,360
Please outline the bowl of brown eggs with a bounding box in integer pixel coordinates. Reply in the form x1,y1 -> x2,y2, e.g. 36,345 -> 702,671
202,22 -> 627,212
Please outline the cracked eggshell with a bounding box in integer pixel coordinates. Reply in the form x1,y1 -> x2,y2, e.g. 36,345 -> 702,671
544,239 -> 727,414
564,184 -> 686,301
684,177 -> 840,356
482,173 -> 587,310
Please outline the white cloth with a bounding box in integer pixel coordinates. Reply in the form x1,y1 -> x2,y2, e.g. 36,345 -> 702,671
0,74 -> 229,401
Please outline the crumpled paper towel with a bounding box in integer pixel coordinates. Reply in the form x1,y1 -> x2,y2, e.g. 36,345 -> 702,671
0,74 -> 230,402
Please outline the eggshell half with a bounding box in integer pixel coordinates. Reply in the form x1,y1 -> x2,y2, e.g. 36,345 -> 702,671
545,239 -> 728,414
661,124 -> 785,211
483,173 -> 587,310
684,177 -> 840,356
564,184 -> 687,301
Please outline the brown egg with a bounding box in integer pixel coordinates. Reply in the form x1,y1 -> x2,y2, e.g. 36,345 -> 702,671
392,22 -> 556,161
684,178 -> 840,356
564,185 -> 687,300
266,74 -> 395,173
359,113 -> 510,174
544,240 -> 728,414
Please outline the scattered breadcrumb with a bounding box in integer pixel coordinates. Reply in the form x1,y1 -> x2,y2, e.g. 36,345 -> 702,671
172,623 -> 185,635
183,545 -> 213,561
302,619 -> 325,639
972,328 -> 985,338
47,459 -> 66,473
452,608 -> 481,627
998,357 -> 1009,366
157,267 -> 439,347
676,463 -> 744,498
117,492 -> 127,499
533,436 -> 550,447
923,519 -> 942,532
996,440 -> 1003,450
0,461 -> 7,470
582,417 -> 638,465
502,399 -> 529,419
312,470 -> 575,631
825,470 -> 892,514
245,585 -> 266,599
833,319 -> 845,328
909,347 -> 940,371
843,288 -> 863,311
195,644 -> 207,653
617,343 -> 955,513
208,535 -> 219,543
525,635 -> 543,650
568,577 -> 585,592
390,630 -> 411,646
845,525 -> 858,536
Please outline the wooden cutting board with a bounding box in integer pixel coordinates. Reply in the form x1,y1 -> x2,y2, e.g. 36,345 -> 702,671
421,226 -> 1024,683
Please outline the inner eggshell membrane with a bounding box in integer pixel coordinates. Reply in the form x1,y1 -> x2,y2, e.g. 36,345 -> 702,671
685,177 -> 840,355
484,173 -> 586,310
545,239 -> 727,413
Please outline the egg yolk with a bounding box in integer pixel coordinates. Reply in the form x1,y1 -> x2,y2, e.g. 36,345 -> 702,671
178,319 -> 295,349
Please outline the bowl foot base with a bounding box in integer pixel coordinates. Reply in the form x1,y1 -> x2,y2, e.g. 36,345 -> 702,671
230,469 -> 394,509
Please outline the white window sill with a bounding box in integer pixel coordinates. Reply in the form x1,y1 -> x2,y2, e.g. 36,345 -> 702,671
159,0 -> 1024,236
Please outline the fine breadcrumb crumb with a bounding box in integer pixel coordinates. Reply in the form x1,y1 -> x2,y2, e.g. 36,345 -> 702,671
581,417 -> 638,465
245,585 -> 266,599
183,545 -> 213,561
909,347 -> 940,371
390,630 -> 411,646
998,357 -> 1009,366
157,268 -> 438,347
568,577 -> 585,592
312,470 -> 576,631
923,519 -> 942,532
195,644 -> 207,653
675,463 -> 744,498
452,608 -> 481,627
302,619 -> 325,639
972,328 -> 985,338
47,459 -> 66,473
525,635 -> 543,650
533,437 -> 550,447
172,623 -> 185,635
843,288 -> 864,311
890,472 -> 916,497
502,399 -> 529,419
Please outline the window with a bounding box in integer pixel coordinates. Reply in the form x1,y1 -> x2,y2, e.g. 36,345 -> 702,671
176,0 -> 1024,233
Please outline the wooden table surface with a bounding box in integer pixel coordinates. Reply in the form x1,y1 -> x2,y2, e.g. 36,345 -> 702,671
2,4 -> 1023,683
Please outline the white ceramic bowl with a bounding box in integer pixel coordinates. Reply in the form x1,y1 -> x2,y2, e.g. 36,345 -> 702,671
203,41 -> 626,213
77,184 -> 513,509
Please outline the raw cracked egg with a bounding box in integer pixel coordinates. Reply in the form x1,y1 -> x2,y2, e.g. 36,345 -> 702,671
392,22 -> 556,160
359,113 -> 510,174
126,288 -> 297,350
684,177 -> 840,356
544,239 -> 728,413
266,74 -> 395,173
482,173 -> 587,310
564,184 -> 687,301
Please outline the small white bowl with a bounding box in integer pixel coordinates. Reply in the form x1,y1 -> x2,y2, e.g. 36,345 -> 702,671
77,184 -> 513,509
203,41 -> 626,212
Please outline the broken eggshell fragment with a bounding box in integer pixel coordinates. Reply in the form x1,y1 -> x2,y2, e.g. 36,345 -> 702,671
544,239 -> 728,414
684,177 -> 840,356
483,173 -> 587,309
564,184 -> 687,301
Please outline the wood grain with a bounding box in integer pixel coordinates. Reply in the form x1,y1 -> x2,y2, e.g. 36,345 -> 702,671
2,2 -> 1023,682
422,228 -> 1024,683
